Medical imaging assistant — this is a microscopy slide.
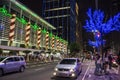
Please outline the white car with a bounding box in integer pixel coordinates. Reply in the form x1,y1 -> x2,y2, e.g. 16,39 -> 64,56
53,58 -> 82,79
0,56 -> 26,76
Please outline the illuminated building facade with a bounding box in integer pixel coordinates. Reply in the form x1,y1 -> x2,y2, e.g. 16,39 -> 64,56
0,0 -> 68,52
42,0 -> 80,44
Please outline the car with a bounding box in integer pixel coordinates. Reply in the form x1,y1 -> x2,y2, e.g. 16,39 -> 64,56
0,56 -> 26,76
53,58 -> 82,79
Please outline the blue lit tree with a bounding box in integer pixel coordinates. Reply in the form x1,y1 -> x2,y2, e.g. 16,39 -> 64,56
84,8 -> 120,34
84,8 -> 120,54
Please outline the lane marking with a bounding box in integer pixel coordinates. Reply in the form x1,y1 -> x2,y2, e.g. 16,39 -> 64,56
35,68 -> 45,71
30,65 -> 36,67
81,61 -> 91,80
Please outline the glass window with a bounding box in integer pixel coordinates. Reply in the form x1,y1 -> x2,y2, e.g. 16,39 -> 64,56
60,59 -> 76,64
0,13 -> 10,40
14,57 -> 20,61
20,57 -> 24,61
5,57 -> 14,62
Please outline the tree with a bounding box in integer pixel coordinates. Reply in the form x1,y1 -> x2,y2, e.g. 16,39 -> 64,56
84,8 -> 120,49
84,8 -> 120,34
83,8 -> 120,61
69,42 -> 80,57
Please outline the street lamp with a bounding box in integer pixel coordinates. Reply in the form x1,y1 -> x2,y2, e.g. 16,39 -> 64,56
95,0 -> 98,9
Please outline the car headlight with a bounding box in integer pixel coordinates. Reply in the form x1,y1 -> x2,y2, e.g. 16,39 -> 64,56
54,68 -> 58,71
71,73 -> 76,77
70,69 -> 74,72
53,72 -> 57,76
113,61 -> 116,64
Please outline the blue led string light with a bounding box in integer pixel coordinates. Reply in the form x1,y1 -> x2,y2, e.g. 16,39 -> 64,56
84,8 -> 120,48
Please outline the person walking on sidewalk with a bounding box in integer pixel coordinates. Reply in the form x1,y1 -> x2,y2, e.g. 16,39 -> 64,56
103,50 -> 109,74
95,53 -> 102,75
107,49 -> 113,70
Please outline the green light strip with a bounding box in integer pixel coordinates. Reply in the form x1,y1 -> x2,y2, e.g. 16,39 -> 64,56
32,23 -> 39,30
10,0 -> 56,30
42,29 -> 47,34
49,32 -> 53,38
0,7 -> 67,44
16,17 -> 27,25
0,7 -> 11,17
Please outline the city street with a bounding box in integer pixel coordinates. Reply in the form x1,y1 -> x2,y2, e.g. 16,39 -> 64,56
0,0 -> 120,80
0,62 -> 56,80
0,60 -> 90,80
0,60 -> 119,80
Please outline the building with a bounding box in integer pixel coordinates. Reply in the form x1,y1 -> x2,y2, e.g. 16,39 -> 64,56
0,0 -> 68,53
42,0 -> 81,44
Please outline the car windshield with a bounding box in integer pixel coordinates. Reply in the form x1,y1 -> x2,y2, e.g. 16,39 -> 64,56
60,59 -> 76,65
0,56 -> 6,62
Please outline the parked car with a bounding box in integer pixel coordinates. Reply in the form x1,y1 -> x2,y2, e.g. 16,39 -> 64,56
0,56 -> 26,76
53,58 -> 82,79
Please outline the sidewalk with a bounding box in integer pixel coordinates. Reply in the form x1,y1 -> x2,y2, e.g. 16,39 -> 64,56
85,61 -> 120,80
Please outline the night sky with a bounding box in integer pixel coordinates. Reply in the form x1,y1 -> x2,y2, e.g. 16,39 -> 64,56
18,0 -> 42,16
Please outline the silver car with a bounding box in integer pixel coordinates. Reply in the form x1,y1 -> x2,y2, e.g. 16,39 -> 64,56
53,58 -> 82,78
0,56 -> 26,76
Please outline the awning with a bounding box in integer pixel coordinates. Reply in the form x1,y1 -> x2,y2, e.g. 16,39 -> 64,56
0,45 -> 42,52
0,45 -> 26,51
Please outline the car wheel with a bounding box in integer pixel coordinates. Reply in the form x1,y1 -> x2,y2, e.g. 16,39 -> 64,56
0,69 -> 3,77
19,66 -> 25,72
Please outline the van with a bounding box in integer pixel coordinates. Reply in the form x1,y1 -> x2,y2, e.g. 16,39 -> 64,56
0,56 -> 26,76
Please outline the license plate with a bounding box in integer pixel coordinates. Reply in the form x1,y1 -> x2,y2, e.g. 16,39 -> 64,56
59,73 -> 68,76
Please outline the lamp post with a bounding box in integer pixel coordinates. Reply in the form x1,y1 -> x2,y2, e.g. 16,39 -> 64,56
95,0 -> 98,9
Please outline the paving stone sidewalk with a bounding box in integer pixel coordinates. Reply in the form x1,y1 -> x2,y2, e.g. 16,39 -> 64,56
85,61 -> 120,80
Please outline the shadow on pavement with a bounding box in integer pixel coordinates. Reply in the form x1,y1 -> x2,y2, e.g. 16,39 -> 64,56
51,76 -> 76,80
1,71 -> 21,77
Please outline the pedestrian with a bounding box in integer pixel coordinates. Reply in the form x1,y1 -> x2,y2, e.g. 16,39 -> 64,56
51,55 -> 53,61
103,50 -> 109,74
82,55 -> 85,62
82,51 -> 86,62
95,53 -> 102,75
91,54 -> 94,61
117,50 -> 120,65
107,49 -> 113,70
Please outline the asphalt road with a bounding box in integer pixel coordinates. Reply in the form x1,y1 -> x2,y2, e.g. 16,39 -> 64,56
0,60 -> 90,80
